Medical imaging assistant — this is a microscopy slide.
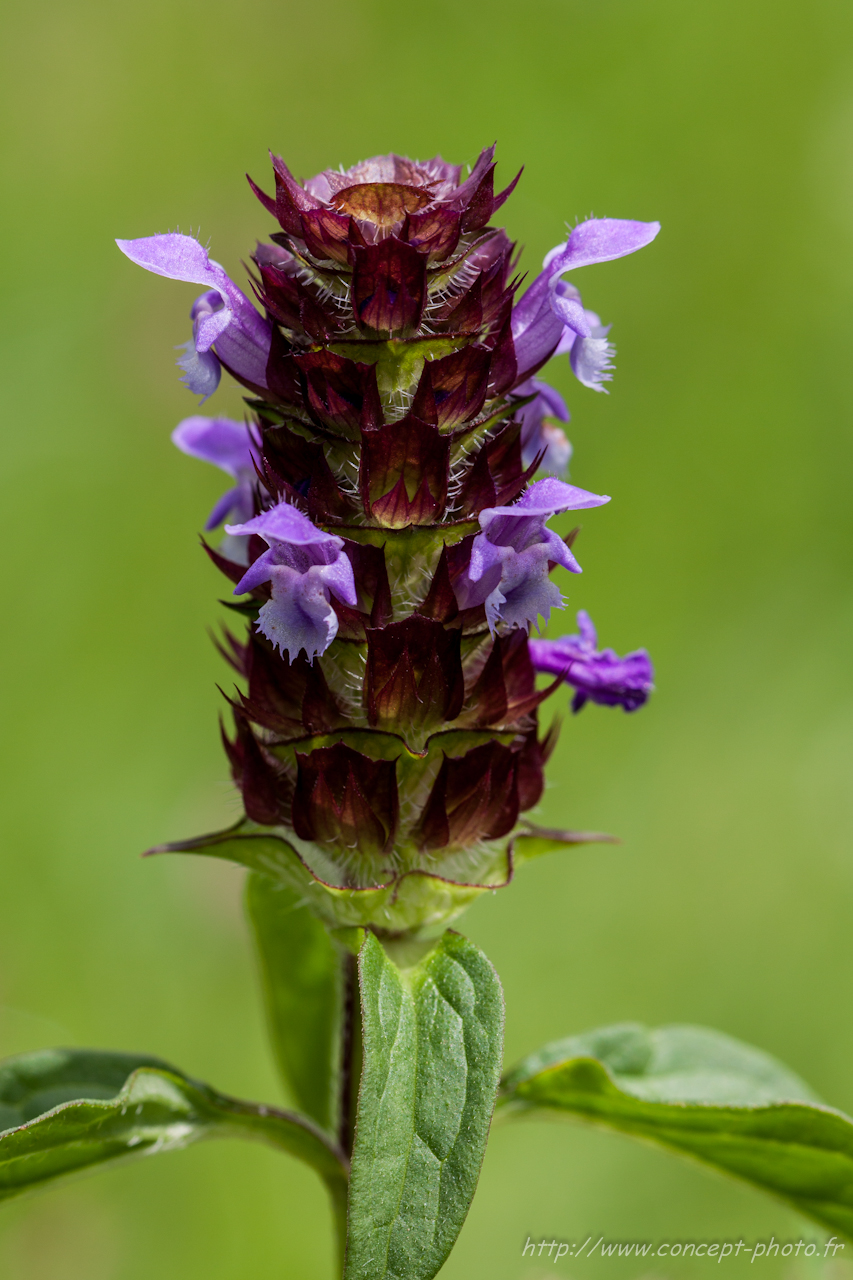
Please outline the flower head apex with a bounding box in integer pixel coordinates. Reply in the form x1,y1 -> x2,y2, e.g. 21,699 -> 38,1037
529,610 -> 654,712
454,479 -> 610,634
116,233 -> 272,396
250,143 -> 521,247
172,416 -> 261,529
225,502 -> 356,662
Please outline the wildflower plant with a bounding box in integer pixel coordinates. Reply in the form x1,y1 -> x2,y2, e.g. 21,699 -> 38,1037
3,146 -> 853,1276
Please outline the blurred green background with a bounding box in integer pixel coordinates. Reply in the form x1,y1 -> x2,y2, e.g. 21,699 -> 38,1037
2,0 -> 853,1275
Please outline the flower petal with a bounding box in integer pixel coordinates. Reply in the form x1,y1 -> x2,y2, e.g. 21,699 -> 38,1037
206,486 -> 246,532
117,234 -> 272,390
227,502 -> 337,548
510,287 -> 563,379
570,331 -> 615,392
316,555 -> 358,608
487,548 -> 564,633
176,341 -> 221,399
505,476 -> 610,516
227,501 -> 357,660
256,564 -> 340,662
173,416 -> 260,528
540,526 -> 582,574
544,218 -> 661,275
534,424 -> 572,477
172,416 -> 259,478
549,285 -> 590,337
116,233 -> 230,291
194,305 -> 232,353
232,546 -> 280,596
516,378 -> 573,476
523,378 -> 570,423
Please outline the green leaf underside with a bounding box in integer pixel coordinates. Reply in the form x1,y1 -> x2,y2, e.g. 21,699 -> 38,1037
246,874 -> 347,1138
345,931 -> 504,1280
0,1048 -> 346,1201
500,1023 -> 853,1239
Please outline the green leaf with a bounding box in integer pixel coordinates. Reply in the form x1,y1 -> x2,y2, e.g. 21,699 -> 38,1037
245,872 -> 349,1140
499,1022 -> 853,1239
344,930 -> 504,1280
0,1047 -> 347,1201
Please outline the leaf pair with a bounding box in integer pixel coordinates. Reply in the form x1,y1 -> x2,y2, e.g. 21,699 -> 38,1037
6,912 -> 853,1276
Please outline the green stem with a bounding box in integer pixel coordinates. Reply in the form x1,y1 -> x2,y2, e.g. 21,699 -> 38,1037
326,1173 -> 349,1278
333,949 -> 363,1276
338,950 -> 362,1160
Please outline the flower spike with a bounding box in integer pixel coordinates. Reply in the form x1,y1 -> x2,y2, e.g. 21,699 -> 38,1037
121,145 -> 657,930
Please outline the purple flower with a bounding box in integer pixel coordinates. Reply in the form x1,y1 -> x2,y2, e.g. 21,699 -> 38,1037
515,378 -> 572,475
453,478 -> 610,633
172,416 -> 261,530
175,294 -> 225,398
225,502 -> 357,661
511,217 -> 660,382
528,610 -> 654,712
116,233 -> 272,397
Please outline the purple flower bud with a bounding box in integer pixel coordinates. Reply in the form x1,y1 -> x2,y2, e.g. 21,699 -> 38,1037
172,416 -> 261,530
515,377 -> 572,475
115,233 -> 272,394
226,502 -> 357,661
453,478 -> 610,633
528,610 -> 654,712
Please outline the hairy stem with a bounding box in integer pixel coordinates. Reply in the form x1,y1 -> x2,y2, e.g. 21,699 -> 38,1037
327,1173 -> 349,1279
338,949 -> 362,1159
